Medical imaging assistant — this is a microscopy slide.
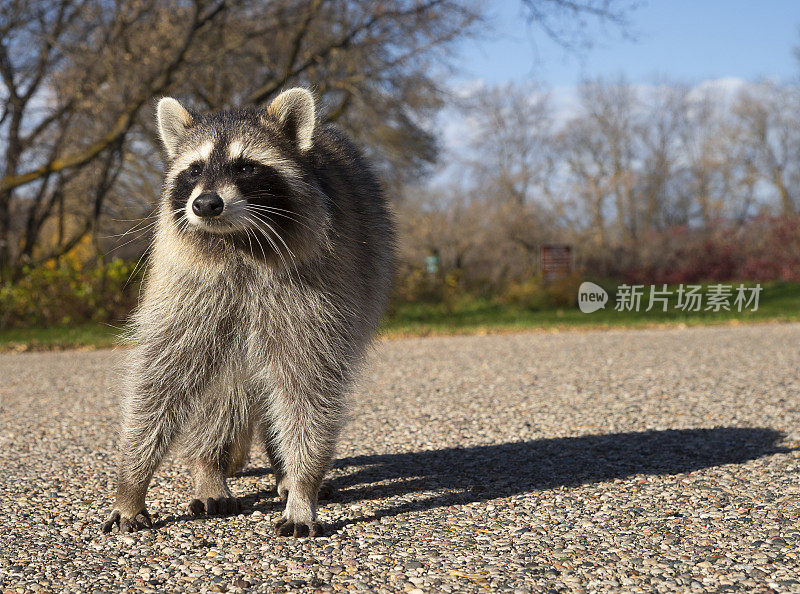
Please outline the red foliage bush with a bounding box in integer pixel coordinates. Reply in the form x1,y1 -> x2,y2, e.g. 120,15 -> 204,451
599,216 -> 800,284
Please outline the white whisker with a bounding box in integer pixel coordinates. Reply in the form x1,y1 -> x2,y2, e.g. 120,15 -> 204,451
244,214 -> 299,278
245,205 -> 314,231
257,216 -> 300,275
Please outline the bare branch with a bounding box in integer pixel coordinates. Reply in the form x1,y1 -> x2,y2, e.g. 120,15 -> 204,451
247,0 -> 449,105
0,0 -> 228,193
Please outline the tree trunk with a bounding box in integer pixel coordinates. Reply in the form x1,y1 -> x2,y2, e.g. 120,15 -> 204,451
0,191 -> 11,284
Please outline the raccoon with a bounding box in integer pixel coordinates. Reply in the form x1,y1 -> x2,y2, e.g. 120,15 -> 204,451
101,88 -> 395,537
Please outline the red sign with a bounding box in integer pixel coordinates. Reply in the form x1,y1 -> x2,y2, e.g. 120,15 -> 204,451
540,245 -> 572,281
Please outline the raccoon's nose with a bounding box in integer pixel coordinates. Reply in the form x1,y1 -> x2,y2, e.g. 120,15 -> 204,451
192,192 -> 224,218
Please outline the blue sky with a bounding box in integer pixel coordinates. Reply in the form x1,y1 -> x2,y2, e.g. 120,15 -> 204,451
456,0 -> 800,86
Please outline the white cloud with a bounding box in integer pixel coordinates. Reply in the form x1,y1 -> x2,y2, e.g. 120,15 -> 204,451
436,77 -> 763,150
685,76 -> 749,104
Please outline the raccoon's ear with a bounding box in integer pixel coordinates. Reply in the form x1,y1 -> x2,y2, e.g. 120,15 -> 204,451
156,97 -> 194,158
266,88 -> 315,152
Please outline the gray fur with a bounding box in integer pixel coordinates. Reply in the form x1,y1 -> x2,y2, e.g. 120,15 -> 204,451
101,88 -> 395,537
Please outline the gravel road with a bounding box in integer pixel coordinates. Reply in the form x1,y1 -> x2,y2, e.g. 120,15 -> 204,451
1,323 -> 799,593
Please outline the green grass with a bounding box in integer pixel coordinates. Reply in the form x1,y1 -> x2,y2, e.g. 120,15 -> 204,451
0,323 -> 123,351
1,282 -> 798,351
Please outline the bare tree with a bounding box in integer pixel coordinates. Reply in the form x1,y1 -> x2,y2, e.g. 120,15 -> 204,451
635,83 -> 686,231
733,82 -> 800,216
0,0 -> 481,279
0,0 -> 642,284
463,83 -> 560,275
466,83 -> 554,207
0,0 -> 228,281
520,0 -> 639,50
552,78 -> 640,250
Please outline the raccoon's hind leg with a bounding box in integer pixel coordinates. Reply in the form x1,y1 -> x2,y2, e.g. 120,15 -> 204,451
187,429 -> 252,516
185,392 -> 251,517
226,424 -> 254,477
259,423 -> 287,499
187,456 -> 241,516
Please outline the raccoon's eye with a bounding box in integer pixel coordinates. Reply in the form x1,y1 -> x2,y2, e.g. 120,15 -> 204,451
235,162 -> 256,176
188,164 -> 203,178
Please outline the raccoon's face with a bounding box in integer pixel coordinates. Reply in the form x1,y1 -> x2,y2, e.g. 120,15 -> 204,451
156,88 -> 329,267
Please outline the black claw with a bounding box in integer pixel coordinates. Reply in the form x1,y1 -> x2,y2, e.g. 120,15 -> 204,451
274,517 -> 290,536
188,497 -> 240,517
101,510 -> 121,533
274,517 -> 325,538
139,509 -> 153,528
188,499 -> 205,516
100,508 -> 153,534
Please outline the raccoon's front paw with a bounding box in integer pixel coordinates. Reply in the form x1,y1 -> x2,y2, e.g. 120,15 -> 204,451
188,496 -> 241,516
274,516 -> 325,538
101,508 -> 153,533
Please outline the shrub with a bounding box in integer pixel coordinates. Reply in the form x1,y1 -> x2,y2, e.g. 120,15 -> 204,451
0,258 -> 143,329
503,273 -> 582,310
593,216 -> 800,284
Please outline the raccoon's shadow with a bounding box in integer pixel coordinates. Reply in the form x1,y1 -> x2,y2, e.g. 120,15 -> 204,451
315,427 -> 790,530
